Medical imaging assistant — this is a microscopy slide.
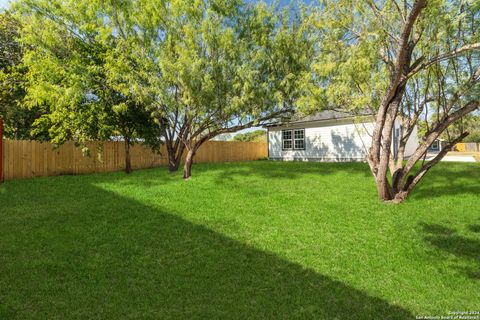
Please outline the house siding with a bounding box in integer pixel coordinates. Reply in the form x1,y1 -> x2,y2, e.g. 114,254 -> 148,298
268,118 -> 418,162
404,125 -> 418,156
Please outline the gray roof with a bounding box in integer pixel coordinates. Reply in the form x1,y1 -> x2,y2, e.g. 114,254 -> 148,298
266,110 -> 372,127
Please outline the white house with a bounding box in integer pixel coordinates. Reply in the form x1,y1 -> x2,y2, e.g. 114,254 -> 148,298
266,111 -> 419,162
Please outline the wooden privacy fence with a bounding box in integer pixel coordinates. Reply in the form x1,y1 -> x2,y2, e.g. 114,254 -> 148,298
455,142 -> 480,152
1,140 -> 267,180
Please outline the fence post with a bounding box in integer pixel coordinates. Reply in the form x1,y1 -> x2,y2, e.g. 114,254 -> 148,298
0,118 -> 4,183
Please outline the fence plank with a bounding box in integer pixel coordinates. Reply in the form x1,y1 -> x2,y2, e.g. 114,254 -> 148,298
2,140 -> 267,180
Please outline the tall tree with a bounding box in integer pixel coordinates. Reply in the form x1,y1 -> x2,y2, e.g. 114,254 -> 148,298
16,0 -> 163,173
105,0 -> 313,178
302,0 -> 479,202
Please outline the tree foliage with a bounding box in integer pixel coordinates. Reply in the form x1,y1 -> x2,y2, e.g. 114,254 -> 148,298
419,113 -> 480,143
451,114 -> 480,143
232,130 -> 266,142
16,0 -> 164,173
0,12 -> 44,139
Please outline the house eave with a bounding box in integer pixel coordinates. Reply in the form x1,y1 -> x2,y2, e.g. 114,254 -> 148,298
264,114 -> 374,129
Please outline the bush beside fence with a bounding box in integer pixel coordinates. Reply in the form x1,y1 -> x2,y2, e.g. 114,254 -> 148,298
1,140 -> 267,180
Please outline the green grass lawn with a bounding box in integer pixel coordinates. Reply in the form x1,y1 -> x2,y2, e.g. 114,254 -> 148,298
0,161 -> 479,319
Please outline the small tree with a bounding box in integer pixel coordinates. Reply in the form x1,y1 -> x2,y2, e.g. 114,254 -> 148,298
302,0 -> 479,202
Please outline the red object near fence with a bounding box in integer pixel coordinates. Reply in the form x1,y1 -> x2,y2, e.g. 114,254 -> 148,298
0,118 -> 3,183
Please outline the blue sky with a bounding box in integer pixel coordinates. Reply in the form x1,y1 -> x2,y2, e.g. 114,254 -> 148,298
0,0 -> 9,10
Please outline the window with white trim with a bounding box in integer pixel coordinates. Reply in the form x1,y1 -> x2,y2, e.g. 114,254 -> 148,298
431,140 -> 440,151
282,129 -> 305,150
294,129 -> 305,150
282,130 -> 292,150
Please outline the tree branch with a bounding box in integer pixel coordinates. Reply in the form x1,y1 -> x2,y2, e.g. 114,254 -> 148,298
407,43 -> 480,79
369,0 -> 427,166
191,108 -> 294,149
401,99 -> 479,181
404,131 -> 469,193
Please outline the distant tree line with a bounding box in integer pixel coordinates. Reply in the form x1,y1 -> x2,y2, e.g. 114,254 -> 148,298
232,130 -> 267,142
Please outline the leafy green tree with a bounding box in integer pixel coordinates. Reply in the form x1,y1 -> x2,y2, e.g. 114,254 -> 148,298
302,0 -> 479,202
233,130 -> 266,142
16,0 -> 163,173
104,0 -> 313,178
0,12 -> 44,139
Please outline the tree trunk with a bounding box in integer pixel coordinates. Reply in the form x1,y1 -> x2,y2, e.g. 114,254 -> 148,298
183,149 -> 195,180
166,140 -> 185,172
168,153 -> 181,172
124,138 -> 132,174
182,136 -> 212,180
375,176 -> 393,201
370,91 -> 405,202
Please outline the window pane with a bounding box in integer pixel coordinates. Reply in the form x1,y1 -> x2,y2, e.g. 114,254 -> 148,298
283,140 -> 292,149
282,130 -> 292,139
293,129 -> 305,149
294,139 -> 304,150
294,130 -> 304,139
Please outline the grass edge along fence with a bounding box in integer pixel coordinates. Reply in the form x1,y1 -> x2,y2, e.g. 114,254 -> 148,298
1,140 -> 267,181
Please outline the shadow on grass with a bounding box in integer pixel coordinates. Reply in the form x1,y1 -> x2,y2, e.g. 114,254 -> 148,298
34,161 -> 478,203
98,161 -> 374,192
204,161 -> 372,184
420,223 -> 480,280
214,161 -> 480,201
0,176 -> 411,319
468,224 -> 480,233
411,163 -> 480,200
197,161 -> 478,201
